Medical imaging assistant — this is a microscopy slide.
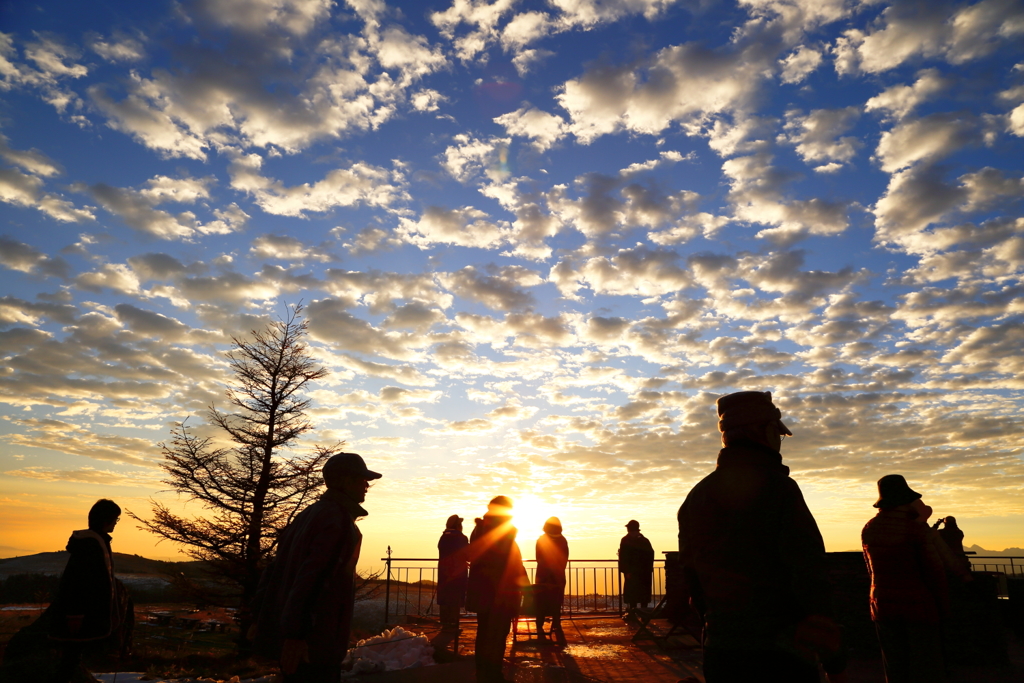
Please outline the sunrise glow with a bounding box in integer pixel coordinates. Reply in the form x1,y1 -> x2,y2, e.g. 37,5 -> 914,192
1,0 -> 1023,575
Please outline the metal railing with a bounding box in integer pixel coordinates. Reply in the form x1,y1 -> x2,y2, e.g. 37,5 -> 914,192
968,556 -> 1024,577
381,550 -> 665,623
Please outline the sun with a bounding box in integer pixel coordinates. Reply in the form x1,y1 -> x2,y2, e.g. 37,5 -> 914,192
510,494 -> 553,553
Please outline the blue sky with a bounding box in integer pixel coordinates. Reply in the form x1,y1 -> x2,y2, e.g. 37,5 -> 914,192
1,0 -> 1023,568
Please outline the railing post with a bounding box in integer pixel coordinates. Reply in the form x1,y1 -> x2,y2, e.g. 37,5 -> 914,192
383,545 -> 392,628
617,565 -> 623,617
567,561 -> 573,617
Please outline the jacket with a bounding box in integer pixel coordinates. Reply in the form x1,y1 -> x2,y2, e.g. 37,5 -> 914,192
678,440 -> 833,649
618,533 -> 654,575
862,508 -> 948,623
437,529 -> 469,606
466,513 -> 527,614
48,530 -> 119,642
251,488 -> 364,665
535,532 -> 568,615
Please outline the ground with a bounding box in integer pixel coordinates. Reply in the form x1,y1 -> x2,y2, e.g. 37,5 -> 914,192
3,606 -> 1023,682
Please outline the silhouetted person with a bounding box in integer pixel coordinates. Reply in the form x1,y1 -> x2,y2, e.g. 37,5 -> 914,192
618,520 -> 654,619
48,499 -> 133,683
863,475 -> 948,683
250,453 -> 381,683
437,514 -> 469,632
466,496 -> 528,683
933,516 -> 972,574
678,391 -> 845,683
535,517 -> 568,639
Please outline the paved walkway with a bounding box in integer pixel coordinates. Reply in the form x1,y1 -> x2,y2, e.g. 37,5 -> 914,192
413,615 -> 1024,683
425,615 -> 703,683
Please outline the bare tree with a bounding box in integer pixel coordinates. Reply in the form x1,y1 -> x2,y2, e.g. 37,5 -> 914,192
132,304 -> 342,636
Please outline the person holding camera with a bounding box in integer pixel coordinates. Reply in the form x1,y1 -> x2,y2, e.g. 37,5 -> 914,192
862,475 -> 949,683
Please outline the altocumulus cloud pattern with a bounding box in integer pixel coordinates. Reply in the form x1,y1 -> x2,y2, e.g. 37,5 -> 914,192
1,0 -> 1023,558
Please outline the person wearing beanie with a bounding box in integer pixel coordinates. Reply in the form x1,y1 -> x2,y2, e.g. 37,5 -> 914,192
250,452 -> 381,683
678,391 -> 845,683
466,496 -> 528,683
618,520 -> 655,620
535,517 -> 569,640
862,475 -> 950,683
437,515 -> 470,632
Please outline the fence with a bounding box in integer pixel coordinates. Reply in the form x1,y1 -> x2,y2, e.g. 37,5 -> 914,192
968,556 -> 1024,577
381,551 -> 666,623
379,552 -> 1024,624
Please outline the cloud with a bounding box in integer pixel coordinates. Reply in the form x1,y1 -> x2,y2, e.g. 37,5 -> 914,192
323,268 -> 450,313
1010,103 -> 1024,136
780,106 -> 861,169
722,153 -> 849,243
187,0 -> 333,36
557,41 -> 769,143
0,166 -> 94,223
75,263 -> 142,295
2,418 -> 157,466
397,206 -> 510,249
493,107 -> 568,151
500,11 -> 554,51
431,0 -> 519,62
306,297 -> 423,360
548,164 -> 698,239
833,0 -> 1024,75
456,310 -> 574,349
550,246 -> 693,298
229,153 -> 408,216
874,112 -> 981,173
250,234 -> 334,262
873,165 -> 1024,252
440,265 -> 542,310
372,26 -> 448,86
0,134 -> 64,177
88,183 -> 197,239
3,466 -> 161,487
0,296 -> 76,327
865,68 -> 949,121
0,236 -> 71,278
441,134 -> 511,183
89,17 -> 446,159
329,352 -> 436,386
779,45 -> 823,84
87,32 -> 146,62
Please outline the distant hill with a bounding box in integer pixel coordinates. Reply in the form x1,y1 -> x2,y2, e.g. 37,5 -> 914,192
965,545 -> 1024,557
0,551 -> 207,579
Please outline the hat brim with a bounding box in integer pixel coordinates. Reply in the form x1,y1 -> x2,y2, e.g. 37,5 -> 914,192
874,489 -> 922,508
778,419 -> 793,436
365,469 -> 382,480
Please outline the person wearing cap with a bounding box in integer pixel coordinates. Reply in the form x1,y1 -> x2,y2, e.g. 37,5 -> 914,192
618,520 -> 655,619
862,475 -> 949,683
678,390 -> 845,683
535,517 -> 569,640
250,453 -> 381,683
466,496 -> 528,683
437,514 -> 470,632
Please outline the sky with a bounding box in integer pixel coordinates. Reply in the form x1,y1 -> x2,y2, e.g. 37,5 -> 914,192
1,0 -> 1023,575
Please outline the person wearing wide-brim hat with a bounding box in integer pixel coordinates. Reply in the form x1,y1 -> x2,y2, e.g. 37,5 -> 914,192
677,390 -> 846,683
437,514 -> 470,632
862,474 -> 949,683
